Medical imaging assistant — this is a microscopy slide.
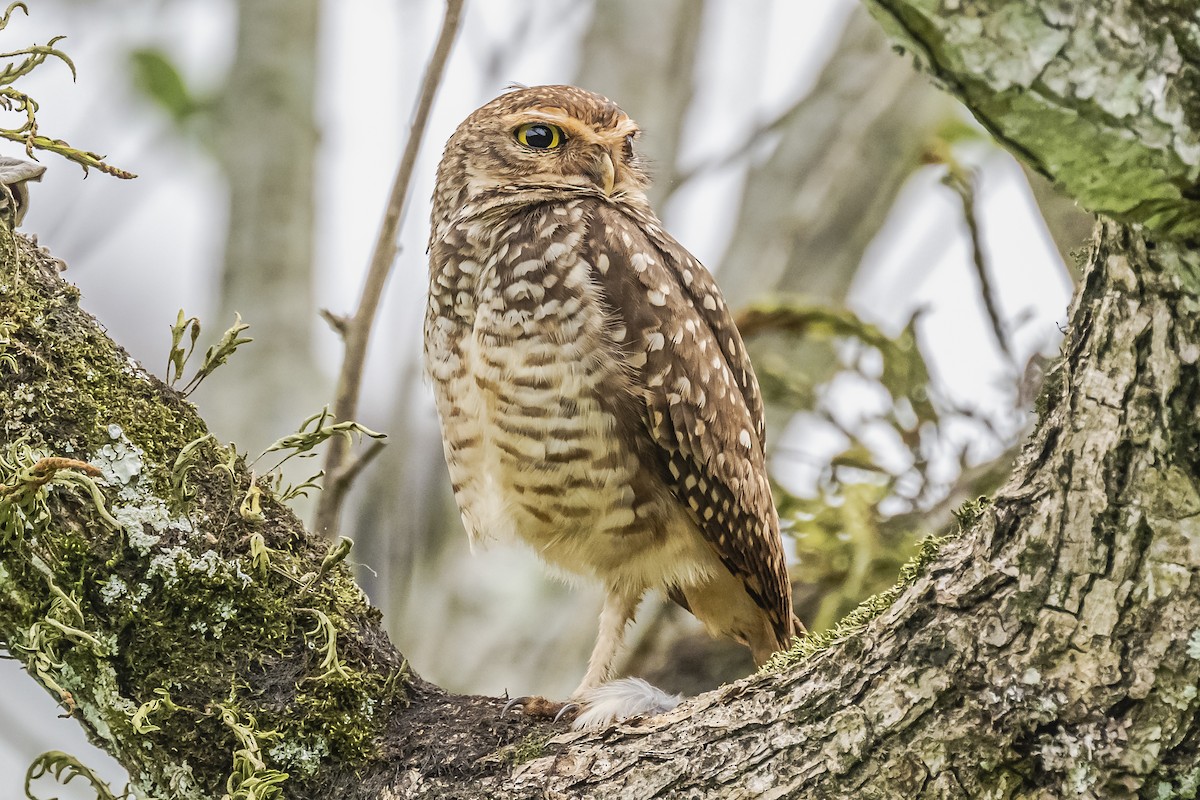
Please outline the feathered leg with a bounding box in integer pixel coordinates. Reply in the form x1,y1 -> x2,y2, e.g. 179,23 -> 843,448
568,586 -> 680,730
574,585 -> 642,693
503,586 -> 680,729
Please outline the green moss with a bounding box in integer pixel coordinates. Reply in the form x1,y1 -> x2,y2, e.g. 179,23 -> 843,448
93,530 -> 406,791
762,498 -> 988,670
1156,767 -> 1200,800
762,530 -> 962,673
1033,360 -> 1064,426
24,751 -> 130,800
951,495 -> 994,532
491,732 -> 553,767
0,229 -> 408,798
0,229 -> 207,496
0,447 -> 404,796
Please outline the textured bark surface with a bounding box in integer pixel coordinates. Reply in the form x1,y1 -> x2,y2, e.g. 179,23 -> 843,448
1,0 -> 1198,798
865,0 -> 1200,237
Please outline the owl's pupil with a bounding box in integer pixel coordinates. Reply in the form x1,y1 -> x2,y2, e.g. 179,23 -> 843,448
521,125 -> 555,149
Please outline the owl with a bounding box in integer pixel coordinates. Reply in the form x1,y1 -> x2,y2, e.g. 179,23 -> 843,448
425,85 -> 800,726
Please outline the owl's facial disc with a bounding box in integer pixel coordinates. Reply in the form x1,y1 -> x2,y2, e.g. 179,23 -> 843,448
498,108 -> 640,197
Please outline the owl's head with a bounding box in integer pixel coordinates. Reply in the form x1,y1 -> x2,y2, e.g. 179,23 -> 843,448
435,85 -> 651,217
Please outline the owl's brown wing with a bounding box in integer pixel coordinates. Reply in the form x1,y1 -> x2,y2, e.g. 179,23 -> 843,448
583,202 -> 794,647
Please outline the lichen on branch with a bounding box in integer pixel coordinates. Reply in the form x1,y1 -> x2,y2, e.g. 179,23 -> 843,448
865,0 -> 1200,237
0,228 -> 408,799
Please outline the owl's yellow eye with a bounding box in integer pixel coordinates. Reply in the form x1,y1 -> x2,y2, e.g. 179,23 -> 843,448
515,123 -> 564,150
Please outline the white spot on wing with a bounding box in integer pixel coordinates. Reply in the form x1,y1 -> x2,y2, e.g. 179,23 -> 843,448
513,259 -> 542,277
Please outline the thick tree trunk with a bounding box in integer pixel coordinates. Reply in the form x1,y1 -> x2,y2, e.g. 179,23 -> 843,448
1,0 -> 1198,798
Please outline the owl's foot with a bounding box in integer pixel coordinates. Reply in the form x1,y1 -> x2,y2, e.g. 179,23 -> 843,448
568,677 -> 682,730
501,678 -> 681,729
501,695 -> 574,721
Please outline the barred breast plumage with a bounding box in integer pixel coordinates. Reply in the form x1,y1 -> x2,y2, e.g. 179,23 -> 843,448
424,85 -> 800,716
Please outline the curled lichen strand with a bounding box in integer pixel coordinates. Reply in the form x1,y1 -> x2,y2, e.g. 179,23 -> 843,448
0,228 -> 407,798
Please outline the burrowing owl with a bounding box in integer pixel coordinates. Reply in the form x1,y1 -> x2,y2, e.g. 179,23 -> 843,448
425,85 -> 799,722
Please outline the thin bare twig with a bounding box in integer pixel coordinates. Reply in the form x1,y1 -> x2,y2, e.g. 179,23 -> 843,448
665,92 -> 808,201
313,0 -> 465,539
940,160 -> 1014,365
327,438 -> 387,499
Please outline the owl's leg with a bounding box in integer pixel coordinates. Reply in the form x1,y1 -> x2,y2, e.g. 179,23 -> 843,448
500,587 -> 642,724
502,587 -> 680,728
559,587 -> 682,730
574,585 -> 643,694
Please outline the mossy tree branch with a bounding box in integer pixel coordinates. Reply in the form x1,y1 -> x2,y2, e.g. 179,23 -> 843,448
1,0 -> 1199,798
863,0 -> 1200,237
0,229 -> 424,798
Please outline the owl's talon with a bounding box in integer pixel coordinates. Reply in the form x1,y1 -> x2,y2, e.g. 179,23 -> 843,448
500,695 -> 568,720
552,702 -> 580,724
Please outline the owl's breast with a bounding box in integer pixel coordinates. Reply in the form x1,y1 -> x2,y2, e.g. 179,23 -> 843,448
427,264 -> 687,585
450,268 -> 639,541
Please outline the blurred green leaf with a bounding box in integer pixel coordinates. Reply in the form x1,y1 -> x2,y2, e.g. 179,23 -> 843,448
737,300 -> 892,348
744,297 -> 965,631
129,47 -> 201,124
932,115 -> 988,146
829,444 -> 888,473
781,478 -> 921,633
879,312 -> 938,425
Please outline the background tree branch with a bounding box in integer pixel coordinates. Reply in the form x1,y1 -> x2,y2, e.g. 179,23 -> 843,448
200,0 -> 326,455
315,0 -> 464,540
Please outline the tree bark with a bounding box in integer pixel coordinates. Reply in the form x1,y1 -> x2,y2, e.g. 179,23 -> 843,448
864,0 -> 1200,238
2,0 -> 1199,798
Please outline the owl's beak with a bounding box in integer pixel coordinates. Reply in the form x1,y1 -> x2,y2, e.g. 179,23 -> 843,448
590,150 -> 616,196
